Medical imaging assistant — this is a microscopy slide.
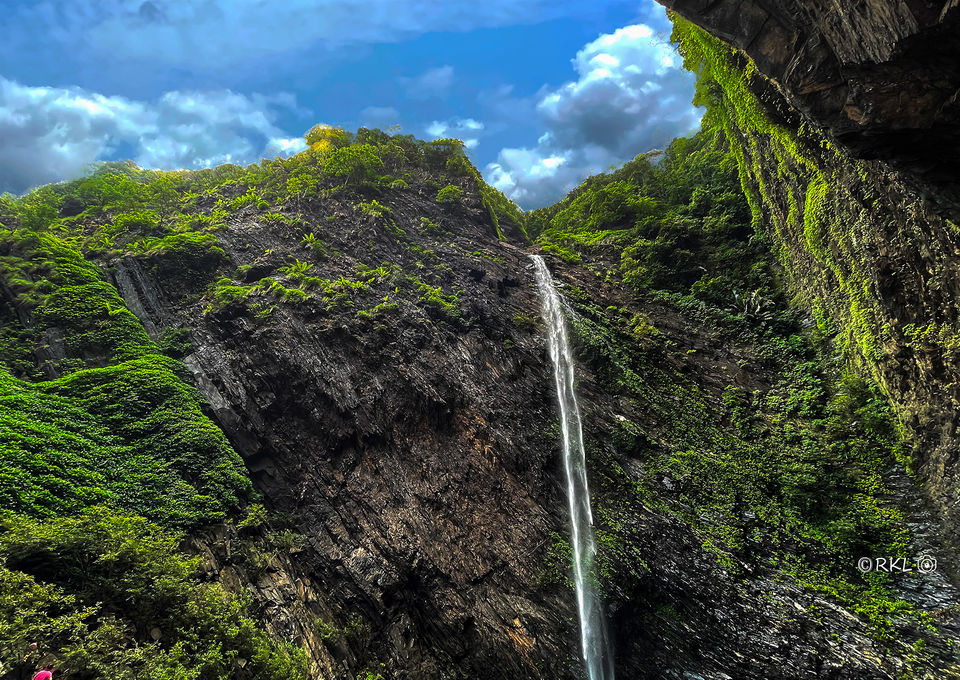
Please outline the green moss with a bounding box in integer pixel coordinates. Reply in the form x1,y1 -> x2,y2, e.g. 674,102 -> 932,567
803,174 -> 830,261
0,355 -> 252,527
671,16 -> 816,174
727,137 -> 764,233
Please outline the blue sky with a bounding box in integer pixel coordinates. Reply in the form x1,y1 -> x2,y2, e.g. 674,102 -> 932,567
0,0 -> 702,208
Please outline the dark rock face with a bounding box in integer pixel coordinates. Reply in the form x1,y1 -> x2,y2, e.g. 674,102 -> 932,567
110,191 -> 580,678
658,0 -> 960,188
107,181 -> 959,678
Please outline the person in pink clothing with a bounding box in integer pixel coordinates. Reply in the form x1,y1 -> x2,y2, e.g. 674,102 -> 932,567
32,662 -> 55,680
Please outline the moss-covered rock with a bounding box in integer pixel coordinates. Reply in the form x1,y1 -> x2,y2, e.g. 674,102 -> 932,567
671,15 -> 960,579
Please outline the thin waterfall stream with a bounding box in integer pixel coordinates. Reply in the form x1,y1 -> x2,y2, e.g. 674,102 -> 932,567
530,254 -> 614,680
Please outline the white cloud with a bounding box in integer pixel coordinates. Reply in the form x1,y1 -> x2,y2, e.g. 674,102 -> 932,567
425,118 -> 485,148
0,77 -> 304,194
484,19 -> 702,208
399,66 -> 456,100
264,137 -> 309,156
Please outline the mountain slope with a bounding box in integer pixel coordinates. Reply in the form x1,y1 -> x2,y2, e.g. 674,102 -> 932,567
3,123 -> 958,679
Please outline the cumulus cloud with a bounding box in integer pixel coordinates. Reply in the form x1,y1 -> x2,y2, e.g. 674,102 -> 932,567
425,118 -> 484,148
0,77 -> 305,194
399,66 -> 456,100
485,22 -> 702,208
3,1 -> 612,71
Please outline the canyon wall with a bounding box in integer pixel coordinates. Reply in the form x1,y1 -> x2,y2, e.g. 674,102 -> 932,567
663,0 -> 960,568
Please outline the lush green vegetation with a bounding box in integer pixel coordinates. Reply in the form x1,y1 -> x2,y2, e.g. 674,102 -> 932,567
0,228 -> 250,528
529,127 -> 768,307
575,295 -> 915,631
0,508 -> 307,679
0,179 -> 274,676
0,126 -> 517,256
0,231 -> 156,376
0,356 -> 251,526
667,15 -> 896,384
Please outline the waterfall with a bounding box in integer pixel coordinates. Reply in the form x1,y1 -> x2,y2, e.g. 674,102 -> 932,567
530,254 -> 614,680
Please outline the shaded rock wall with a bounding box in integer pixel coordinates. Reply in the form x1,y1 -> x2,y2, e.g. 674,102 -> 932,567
659,0 -> 960,188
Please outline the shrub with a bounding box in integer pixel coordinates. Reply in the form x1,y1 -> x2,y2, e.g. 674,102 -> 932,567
357,200 -> 391,217
280,259 -> 315,277
207,278 -> 254,313
232,188 -> 263,210
286,172 -> 319,201
112,210 -> 160,237
237,503 -> 268,531
436,184 -> 464,204
304,124 -> 352,154
314,618 -> 341,642
322,145 -> 384,186
261,211 -> 289,224
413,279 -> 461,324
445,155 -> 473,177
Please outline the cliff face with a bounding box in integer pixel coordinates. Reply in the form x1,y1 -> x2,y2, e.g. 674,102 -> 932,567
86,152 -> 959,677
3,127 -> 960,678
667,5 -> 960,578
658,0 -> 960,189
110,184 -> 576,679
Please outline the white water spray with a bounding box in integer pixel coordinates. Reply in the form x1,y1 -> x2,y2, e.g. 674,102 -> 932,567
530,254 -> 614,680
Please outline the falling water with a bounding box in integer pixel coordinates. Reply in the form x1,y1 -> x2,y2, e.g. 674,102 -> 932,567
530,254 -> 614,680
